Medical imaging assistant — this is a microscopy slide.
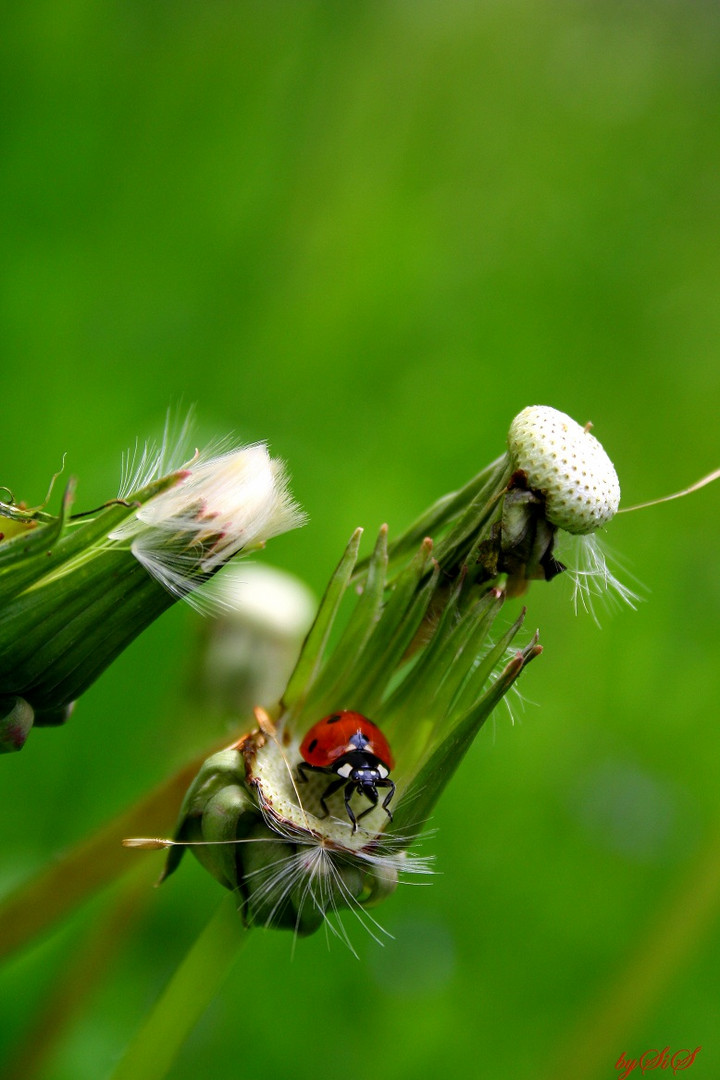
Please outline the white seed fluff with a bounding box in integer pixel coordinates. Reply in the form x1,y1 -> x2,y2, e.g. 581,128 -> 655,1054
508,406 -> 620,535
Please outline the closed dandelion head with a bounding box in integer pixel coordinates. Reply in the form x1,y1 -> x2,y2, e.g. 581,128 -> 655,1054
373,404 -> 629,617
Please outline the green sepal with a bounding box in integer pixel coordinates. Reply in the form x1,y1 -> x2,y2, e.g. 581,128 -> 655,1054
389,630 -> 542,838
0,553 -> 175,714
33,703 -> 74,727
282,528 -> 363,715
310,524 -> 389,710
353,455 -> 513,588
340,540 -> 438,718
240,823 -> 305,932
354,455 -> 510,583
0,482 -> 73,599
161,748 -> 249,883
302,533 -> 438,722
431,455 -> 512,577
200,784 -> 256,890
356,854 -> 399,908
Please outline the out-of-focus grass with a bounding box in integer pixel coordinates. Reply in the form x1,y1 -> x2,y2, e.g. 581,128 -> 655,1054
1,3 -> 719,1078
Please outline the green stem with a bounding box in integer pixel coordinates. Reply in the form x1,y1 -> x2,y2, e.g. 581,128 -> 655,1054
109,895 -> 249,1080
0,744 -> 227,964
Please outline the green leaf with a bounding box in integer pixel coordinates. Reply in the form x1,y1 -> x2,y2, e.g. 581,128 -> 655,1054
109,896 -> 249,1080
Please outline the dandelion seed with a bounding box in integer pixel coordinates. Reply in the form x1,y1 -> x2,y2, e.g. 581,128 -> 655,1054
559,533 -> 641,623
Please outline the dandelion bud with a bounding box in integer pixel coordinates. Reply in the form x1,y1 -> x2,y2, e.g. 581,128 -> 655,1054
354,403 -> 635,617
502,406 -> 634,613
507,405 -> 620,535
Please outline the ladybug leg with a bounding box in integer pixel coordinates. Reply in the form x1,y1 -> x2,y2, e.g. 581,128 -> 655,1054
355,784 -> 379,826
297,761 -> 330,783
362,778 -> 394,823
318,775 -> 347,819
344,781 -> 360,833
379,778 -> 396,822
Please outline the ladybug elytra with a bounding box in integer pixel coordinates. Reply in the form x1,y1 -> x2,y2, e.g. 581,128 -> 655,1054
297,710 -> 395,832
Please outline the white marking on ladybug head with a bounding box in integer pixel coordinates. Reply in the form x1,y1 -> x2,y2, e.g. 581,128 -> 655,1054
335,762 -> 353,779
377,764 -> 389,779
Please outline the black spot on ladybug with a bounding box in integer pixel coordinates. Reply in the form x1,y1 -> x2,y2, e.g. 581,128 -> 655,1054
307,738 -> 318,753
326,713 -> 342,724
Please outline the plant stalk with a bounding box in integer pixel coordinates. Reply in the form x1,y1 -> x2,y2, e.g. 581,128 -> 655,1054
109,895 -> 249,1080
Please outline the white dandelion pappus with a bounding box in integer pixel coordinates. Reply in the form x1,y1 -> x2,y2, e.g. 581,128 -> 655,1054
242,813 -> 434,955
110,442 -> 305,612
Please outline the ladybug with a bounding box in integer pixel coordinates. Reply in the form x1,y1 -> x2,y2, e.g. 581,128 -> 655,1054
297,711 -> 395,832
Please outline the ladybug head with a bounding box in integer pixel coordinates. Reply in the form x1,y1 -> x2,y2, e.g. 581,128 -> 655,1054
333,750 -> 390,787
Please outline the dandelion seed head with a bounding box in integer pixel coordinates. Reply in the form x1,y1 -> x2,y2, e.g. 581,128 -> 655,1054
248,728 -> 395,851
117,408 -> 196,499
508,405 -> 620,535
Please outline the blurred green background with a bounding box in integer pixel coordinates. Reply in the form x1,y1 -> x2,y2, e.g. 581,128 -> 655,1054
2,2 -> 719,1078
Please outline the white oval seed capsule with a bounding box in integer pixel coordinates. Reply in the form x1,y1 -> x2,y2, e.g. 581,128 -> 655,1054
508,406 -> 620,535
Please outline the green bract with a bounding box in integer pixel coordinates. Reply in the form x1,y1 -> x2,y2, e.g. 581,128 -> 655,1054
0,475 -> 180,748
161,405 -> 628,935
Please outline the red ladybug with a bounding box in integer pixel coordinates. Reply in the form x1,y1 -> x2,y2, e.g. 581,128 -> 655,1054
298,711 -> 395,832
